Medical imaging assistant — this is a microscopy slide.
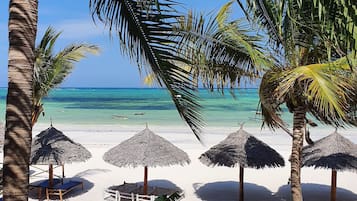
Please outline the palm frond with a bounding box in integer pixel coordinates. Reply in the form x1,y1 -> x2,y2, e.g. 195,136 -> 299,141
90,0 -> 204,139
259,68 -> 287,130
275,56 -> 357,126
305,0 -> 357,59
174,1 -> 270,93
242,0 -> 285,49
36,27 -> 61,58
242,0 -> 356,66
47,44 -> 99,90
33,27 -> 99,107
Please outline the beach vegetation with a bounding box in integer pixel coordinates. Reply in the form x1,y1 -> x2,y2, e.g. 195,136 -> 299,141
32,27 -> 100,126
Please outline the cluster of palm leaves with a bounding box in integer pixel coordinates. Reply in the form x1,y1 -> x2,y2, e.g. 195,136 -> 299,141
174,1 -> 269,91
249,0 -> 357,130
32,27 -> 99,125
90,0 -> 207,138
89,0 -> 272,138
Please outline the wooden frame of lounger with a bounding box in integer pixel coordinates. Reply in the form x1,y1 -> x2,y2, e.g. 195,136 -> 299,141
46,181 -> 83,201
103,189 -> 156,201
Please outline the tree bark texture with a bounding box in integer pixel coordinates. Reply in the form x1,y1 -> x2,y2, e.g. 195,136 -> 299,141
4,0 -> 38,200
290,106 -> 306,201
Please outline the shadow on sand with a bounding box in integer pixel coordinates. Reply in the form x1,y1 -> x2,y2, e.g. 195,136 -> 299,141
28,177 -> 94,201
274,183 -> 357,201
194,181 -> 277,201
74,168 -> 111,177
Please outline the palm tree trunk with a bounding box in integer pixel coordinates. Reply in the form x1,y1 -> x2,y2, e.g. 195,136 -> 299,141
4,0 -> 38,200
290,106 -> 306,201
31,104 -> 43,126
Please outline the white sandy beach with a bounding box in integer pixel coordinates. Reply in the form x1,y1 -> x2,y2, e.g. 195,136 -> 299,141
28,123 -> 357,201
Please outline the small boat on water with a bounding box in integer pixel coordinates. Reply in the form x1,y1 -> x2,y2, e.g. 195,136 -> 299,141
112,115 -> 128,120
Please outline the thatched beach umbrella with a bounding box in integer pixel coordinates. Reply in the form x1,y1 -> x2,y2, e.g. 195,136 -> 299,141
30,125 -> 92,186
199,126 -> 285,201
103,126 -> 190,195
302,130 -> 357,201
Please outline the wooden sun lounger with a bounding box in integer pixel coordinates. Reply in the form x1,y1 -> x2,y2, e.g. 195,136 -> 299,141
46,180 -> 83,201
29,178 -> 62,199
104,182 -> 184,201
105,183 -> 140,201
110,182 -> 140,193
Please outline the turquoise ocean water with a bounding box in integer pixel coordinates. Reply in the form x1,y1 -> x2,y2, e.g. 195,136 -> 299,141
0,88 -> 291,127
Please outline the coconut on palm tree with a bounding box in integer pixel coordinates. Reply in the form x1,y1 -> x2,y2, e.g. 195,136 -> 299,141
32,27 -> 100,126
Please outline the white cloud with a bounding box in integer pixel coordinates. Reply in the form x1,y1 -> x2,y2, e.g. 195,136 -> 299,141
40,19 -> 108,40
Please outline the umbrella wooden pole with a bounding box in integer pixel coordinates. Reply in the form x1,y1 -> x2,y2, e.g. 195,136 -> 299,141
239,166 -> 244,201
62,164 -> 65,184
144,166 -> 148,195
331,169 -> 337,201
49,164 -> 53,187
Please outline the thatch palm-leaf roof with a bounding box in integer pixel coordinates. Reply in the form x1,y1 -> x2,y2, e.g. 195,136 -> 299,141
302,130 -> 357,201
302,131 -> 357,171
31,126 -> 92,165
103,127 -> 190,168
199,127 -> 284,169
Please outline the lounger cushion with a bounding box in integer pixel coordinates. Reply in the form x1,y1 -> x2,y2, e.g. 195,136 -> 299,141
30,178 -> 62,188
55,180 -> 82,190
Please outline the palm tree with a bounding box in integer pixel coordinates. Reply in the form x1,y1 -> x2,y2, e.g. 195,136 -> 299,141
4,0 -> 38,200
177,1 -> 357,201
32,27 -> 100,126
242,1 -> 357,200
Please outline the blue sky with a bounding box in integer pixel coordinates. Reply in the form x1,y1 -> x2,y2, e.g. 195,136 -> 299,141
0,0 -> 242,88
